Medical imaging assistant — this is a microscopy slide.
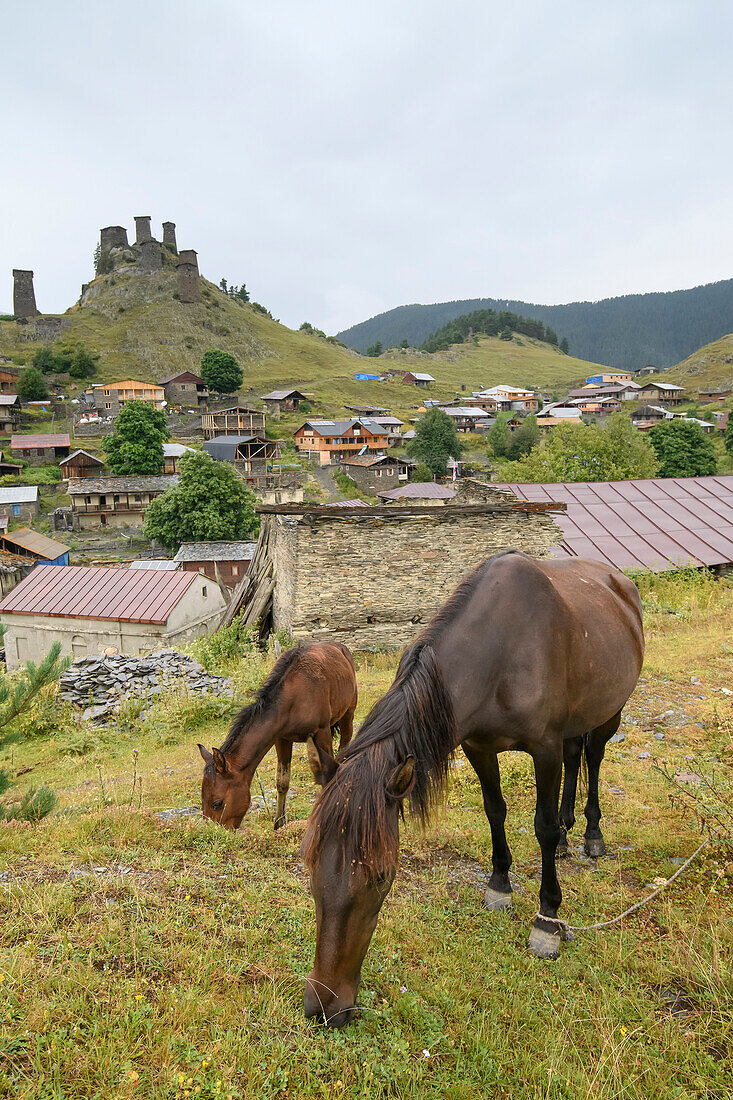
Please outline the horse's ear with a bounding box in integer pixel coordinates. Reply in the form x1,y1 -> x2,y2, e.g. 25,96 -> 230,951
307,737 -> 339,786
198,744 -> 213,765
386,756 -> 416,800
211,748 -> 229,776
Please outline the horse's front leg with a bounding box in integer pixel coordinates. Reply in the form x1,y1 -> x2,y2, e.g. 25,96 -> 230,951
336,703 -> 355,751
462,741 -> 513,910
558,735 -> 583,857
528,743 -> 567,960
273,738 -> 293,830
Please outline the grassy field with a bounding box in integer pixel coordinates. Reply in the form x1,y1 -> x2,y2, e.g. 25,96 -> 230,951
667,332 -> 733,392
0,575 -> 732,1099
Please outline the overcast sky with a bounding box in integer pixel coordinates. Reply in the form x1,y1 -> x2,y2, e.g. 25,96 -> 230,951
4,1 -> 733,333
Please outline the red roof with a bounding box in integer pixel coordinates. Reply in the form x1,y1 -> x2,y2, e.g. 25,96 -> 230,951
11,433 -> 70,449
497,476 -> 733,571
0,564 -> 198,624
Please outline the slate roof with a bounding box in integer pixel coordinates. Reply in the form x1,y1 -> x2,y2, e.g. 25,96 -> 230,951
0,529 -> 70,560
174,541 -> 257,563
0,564 -> 198,624
339,454 -> 405,468
11,434 -> 70,449
66,475 -> 178,495
159,371 -> 205,385
377,482 -> 455,500
496,476 -> 733,571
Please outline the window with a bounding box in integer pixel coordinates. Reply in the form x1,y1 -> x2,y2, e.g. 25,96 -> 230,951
375,469 -> 382,477
23,449 -> 30,457
202,586 -> 208,597
232,565 -> 239,576
103,389 -> 110,397
105,402 -> 111,409
12,505 -> 20,516
85,496 -> 91,504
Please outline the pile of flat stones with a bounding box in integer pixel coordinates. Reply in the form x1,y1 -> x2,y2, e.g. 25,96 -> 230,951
58,649 -> 232,721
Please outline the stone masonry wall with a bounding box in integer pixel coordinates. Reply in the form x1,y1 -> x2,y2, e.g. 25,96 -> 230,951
271,507 -> 562,650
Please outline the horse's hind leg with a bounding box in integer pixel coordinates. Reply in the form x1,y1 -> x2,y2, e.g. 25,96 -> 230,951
557,736 -> 583,857
583,710 -> 622,858
462,742 -> 513,910
273,738 -> 293,830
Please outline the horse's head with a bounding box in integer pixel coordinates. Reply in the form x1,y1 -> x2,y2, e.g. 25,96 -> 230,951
197,744 -> 250,829
301,739 -> 415,1028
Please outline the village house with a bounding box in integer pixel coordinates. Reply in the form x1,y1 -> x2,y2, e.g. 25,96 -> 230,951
635,381 -> 686,405
261,389 -> 308,416
0,564 -> 226,670
0,395 -> 20,434
173,541 -> 257,588
66,475 -> 177,530
567,394 -> 621,416
401,371 -> 435,387
635,365 -> 659,377
293,419 -> 390,466
338,454 -> 409,493
440,406 -> 493,432
162,443 -> 195,474
10,433 -> 71,466
0,365 -> 19,393
585,371 -> 634,385
161,371 -> 210,408
0,486 -> 40,522
86,380 -> 166,415
59,450 -> 105,480
536,406 -> 583,429
368,415 -> 404,444
697,387 -> 731,403
202,434 -> 281,476
201,406 -> 266,439
0,458 -> 23,476
631,404 -> 671,428
0,529 -> 70,566
567,381 -> 640,403
470,386 -> 538,413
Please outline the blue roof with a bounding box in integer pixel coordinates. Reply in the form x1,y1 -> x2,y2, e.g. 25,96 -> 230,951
354,373 -> 380,381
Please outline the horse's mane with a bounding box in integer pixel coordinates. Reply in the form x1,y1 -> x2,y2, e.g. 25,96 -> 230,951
302,556 -> 507,880
219,643 -> 304,753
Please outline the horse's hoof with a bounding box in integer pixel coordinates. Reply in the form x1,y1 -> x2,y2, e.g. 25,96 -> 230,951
484,887 -> 512,911
556,841 -> 570,859
273,816 -> 286,831
584,836 -> 606,858
528,925 -> 562,959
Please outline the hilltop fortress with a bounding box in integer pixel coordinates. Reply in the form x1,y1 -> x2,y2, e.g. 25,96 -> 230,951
9,215 -> 202,319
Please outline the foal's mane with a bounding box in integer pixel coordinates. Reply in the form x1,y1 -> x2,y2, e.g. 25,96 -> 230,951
302,556 -> 505,879
219,643 -> 304,754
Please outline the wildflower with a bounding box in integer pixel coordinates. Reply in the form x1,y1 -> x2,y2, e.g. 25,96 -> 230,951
400,985 -> 407,993
185,894 -> 191,901
128,1070 -> 139,1082
0,975 -> 4,983
620,1026 -> 627,1037
135,994 -> 143,1002
178,1073 -> 185,1084
422,1050 -> 430,1058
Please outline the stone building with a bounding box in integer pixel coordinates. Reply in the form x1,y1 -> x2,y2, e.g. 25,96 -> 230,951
10,433 -> 71,466
174,541 -> 257,588
86,380 -> 165,415
67,475 -> 177,529
0,486 -> 40,522
177,250 -> 201,303
161,371 -> 209,408
12,270 -> 39,319
233,496 -> 564,649
0,564 -> 226,670
261,389 -> 308,416
339,454 -> 409,493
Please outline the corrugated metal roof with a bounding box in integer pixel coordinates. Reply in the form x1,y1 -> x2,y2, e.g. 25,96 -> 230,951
262,389 -> 306,400
174,541 -> 257,562
1,529 -> 70,559
0,564 -> 198,623
378,482 -> 455,500
321,499 -> 371,508
496,476 -> 733,571
129,559 -> 179,570
0,486 -> 38,504
0,395 -> 19,406
11,434 -> 70,448
163,443 -> 195,458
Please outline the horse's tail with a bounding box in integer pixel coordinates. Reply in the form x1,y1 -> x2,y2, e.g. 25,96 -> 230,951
580,731 -> 589,794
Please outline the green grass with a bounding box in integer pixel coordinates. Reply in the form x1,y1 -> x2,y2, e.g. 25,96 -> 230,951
667,331 -> 733,391
0,595 -> 732,1098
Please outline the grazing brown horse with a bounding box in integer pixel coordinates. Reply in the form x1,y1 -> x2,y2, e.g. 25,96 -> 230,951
198,641 -> 357,830
301,551 -> 644,1027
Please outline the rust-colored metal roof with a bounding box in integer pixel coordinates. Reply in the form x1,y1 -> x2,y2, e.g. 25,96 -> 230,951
0,564 -> 198,624
11,433 -> 70,448
496,476 -> 733,571
0,529 -> 70,560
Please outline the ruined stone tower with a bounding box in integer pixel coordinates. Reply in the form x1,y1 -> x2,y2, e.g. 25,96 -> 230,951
177,250 -> 201,303
138,239 -> 163,272
100,226 -> 129,251
12,270 -> 39,318
162,222 -> 178,253
134,216 -> 153,245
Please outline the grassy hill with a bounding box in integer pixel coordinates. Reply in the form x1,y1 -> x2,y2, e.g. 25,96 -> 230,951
666,331 -> 733,392
0,259 -> 601,421
336,278 -> 733,373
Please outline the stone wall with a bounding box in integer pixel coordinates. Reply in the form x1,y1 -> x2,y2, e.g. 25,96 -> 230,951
268,502 -> 564,649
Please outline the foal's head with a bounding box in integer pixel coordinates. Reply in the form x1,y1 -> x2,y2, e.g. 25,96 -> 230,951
198,744 -> 250,830
301,739 -> 416,1028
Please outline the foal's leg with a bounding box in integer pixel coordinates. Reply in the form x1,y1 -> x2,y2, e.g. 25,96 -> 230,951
462,743 -> 513,910
336,704 -> 355,751
557,735 -> 583,857
583,710 -> 622,858
273,738 -> 293,830
527,745 -> 567,960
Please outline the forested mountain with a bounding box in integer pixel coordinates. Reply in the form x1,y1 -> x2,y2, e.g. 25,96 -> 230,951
336,279 -> 733,371
422,308 -> 566,354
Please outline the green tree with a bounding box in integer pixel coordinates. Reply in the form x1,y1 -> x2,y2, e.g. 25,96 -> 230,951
68,346 -> 99,379
649,419 -> 717,478
724,417 -> 733,460
499,327 -> 513,341
200,349 -> 244,395
103,401 -> 171,475
400,339 -> 410,349
143,451 -> 259,551
487,413 -> 511,457
502,415 -> 658,482
507,414 -> 540,460
18,366 -> 48,402
406,407 -> 462,478
409,462 -> 434,482
365,341 -> 382,358
546,328 -> 559,346
32,347 -> 57,373
560,337 -> 569,354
